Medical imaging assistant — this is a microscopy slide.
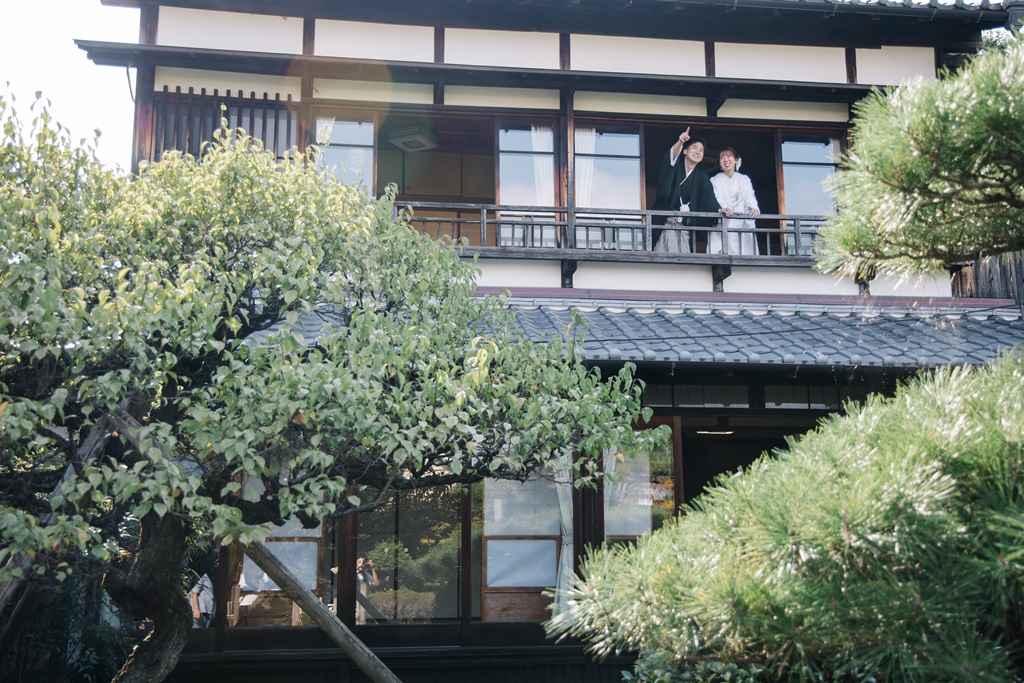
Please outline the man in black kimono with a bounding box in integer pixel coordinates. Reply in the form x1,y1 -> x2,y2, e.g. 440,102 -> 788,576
652,128 -> 720,253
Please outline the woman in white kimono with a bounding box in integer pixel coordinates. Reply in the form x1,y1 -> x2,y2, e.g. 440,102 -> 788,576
709,147 -> 760,255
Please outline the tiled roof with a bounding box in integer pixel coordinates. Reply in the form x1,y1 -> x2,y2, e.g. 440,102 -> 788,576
248,298 -> 1024,370
508,298 -> 1024,368
817,0 -> 1004,10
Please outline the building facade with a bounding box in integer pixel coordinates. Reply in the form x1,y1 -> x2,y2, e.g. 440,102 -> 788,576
81,1 -> 1024,680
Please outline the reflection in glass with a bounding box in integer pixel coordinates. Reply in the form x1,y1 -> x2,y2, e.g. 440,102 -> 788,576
604,441 -> 675,542
484,477 -> 560,535
356,487 -> 462,623
241,541 -> 319,591
316,116 -> 375,192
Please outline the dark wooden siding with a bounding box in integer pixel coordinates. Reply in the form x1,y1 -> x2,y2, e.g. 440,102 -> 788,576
167,644 -> 632,683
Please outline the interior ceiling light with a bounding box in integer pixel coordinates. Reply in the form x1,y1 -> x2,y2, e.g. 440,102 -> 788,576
386,126 -> 439,153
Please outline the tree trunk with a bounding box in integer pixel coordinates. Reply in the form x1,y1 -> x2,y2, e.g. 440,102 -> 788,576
244,541 -> 403,683
105,513 -> 194,683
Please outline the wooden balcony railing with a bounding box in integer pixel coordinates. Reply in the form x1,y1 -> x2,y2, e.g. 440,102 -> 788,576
151,86 -> 299,162
395,201 -> 825,267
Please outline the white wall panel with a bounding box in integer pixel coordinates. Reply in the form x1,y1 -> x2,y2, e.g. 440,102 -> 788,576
856,46 -> 936,85
570,35 -> 704,76
315,20 -> 434,62
445,86 -> 560,110
445,28 -> 560,70
574,263 -> 712,292
716,43 -> 847,83
313,79 -> 433,104
725,268 -> 860,296
155,67 -> 302,101
158,7 -> 302,54
870,273 -> 952,298
473,260 -> 563,289
716,99 -> 849,122
574,91 -> 705,117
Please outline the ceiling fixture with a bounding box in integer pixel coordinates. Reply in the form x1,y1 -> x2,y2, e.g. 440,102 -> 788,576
386,126 -> 439,153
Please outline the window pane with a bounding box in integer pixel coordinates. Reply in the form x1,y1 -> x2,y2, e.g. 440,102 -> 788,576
356,487 -> 462,623
498,153 -> 555,205
765,385 -> 809,409
499,126 -> 554,153
643,384 -> 673,407
809,385 -> 839,410
241,541 -> 319,591
580,157 -> 641,210
486,539 -> 557,587
325,120 -> 374,146
484,477 -> 561,535
604,441 -> 675,539
781,140 -> 838,164
782,165 -> 835,215
577,130 -> 640,156
320,145 -> 374,189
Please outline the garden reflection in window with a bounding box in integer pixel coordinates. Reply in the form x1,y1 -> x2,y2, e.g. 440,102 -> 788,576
356,486 -> 463,623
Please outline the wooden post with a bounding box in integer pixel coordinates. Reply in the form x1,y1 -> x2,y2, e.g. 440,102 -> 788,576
243,541 -> 403,683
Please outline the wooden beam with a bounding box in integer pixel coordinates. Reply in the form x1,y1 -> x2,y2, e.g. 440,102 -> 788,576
243,541 -> 402,683
712,264 -> 732,292
561,259 -> 577,288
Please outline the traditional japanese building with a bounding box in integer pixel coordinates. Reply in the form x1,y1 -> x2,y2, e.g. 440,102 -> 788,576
80,0 -> 1023,680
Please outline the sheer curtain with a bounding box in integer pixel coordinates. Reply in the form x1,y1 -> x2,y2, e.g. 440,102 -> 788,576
531,125 -> 556,246
552,454 -> 575,617
574,126 -> 597,248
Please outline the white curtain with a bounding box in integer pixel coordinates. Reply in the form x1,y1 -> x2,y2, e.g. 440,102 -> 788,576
531,125 -> 556,246
574,126 -> 599,248
552,453 -> 575,617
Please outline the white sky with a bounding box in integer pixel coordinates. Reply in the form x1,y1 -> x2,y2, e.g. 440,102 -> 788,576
2,0 -> 141,171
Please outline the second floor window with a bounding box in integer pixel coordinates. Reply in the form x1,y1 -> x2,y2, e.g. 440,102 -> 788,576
317,117 -> 376,192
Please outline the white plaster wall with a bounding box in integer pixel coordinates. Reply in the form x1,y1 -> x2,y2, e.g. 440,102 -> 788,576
716,99 -> 849,123
157,7 -> 303,54
445,86 -> 560,110
570,35 -> 705,76
725,267 -> 860,296
574,91 -> 706,118
155,67 -> 302,101
445,28 -> 560,70
472,260 -> 564,289
870,273 -> 952,298
573,263 -> 712,292
314,20 -> 434,62
313,79 -> 433,105
716,43 -> 847,83
856,46 -> 937,86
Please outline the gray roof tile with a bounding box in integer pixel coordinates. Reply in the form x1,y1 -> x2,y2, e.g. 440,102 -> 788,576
508,297 -> 1024,369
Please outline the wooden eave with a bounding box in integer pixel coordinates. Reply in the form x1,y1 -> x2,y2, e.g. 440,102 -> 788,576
77,40 -> 874,105
99,0 -> 1008,49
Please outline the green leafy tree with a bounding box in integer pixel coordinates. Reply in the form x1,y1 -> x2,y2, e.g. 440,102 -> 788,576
549,43 -> 1024,683
0,96 -> 652,683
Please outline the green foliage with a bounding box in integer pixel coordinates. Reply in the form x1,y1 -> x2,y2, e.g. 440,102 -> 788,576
550,355 -> 1024,682
0,94 -> 651,589
816,43 -> 1024,280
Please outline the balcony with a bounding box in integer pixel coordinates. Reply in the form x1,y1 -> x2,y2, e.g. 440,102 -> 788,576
397,201 -> 825,290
